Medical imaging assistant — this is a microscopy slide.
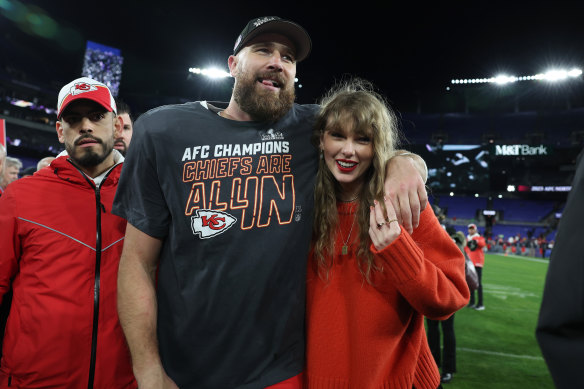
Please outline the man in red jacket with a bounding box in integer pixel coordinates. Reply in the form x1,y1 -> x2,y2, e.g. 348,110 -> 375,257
465,223 -> 487,310
0,77 -> 136,388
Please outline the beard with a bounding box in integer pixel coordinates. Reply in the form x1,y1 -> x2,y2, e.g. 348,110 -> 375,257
65,135 -> 114,168
114,138 -> 128,156
233,69 -> 295,123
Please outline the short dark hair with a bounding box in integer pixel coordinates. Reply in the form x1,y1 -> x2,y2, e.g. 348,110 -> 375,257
115,98 -> 133,122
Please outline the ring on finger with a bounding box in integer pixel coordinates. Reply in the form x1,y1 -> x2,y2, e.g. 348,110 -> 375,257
377,222 -> 386,229
386,219 -> 398,225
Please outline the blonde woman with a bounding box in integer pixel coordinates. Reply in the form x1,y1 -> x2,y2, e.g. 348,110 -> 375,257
305,78 -> 469,389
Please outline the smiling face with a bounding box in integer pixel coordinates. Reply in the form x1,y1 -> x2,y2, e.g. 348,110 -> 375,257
229,33 -> 296,122
56,99 -> 121,177
320,113 -> 374,199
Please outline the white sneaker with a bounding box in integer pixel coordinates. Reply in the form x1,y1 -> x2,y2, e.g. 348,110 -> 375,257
474,305 -> 485,311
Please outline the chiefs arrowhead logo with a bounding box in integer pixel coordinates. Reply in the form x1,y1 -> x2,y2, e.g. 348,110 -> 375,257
191,209 -> 237,239
71,82 -> 98,95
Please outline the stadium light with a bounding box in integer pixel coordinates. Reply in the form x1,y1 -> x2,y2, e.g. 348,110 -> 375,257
188,68 -> 303,87
189,67 -> 231,79
10,99 -> 33,108
451,67 -> 582,86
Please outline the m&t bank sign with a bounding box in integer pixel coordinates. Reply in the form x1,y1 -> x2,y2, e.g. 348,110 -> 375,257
493,144 -> 551,156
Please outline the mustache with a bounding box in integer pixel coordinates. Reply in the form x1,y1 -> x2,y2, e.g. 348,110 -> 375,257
75,135 -> 103,146
257,71 -> 287,87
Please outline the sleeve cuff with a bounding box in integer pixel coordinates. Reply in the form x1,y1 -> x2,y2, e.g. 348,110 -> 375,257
370,226 -> 424,283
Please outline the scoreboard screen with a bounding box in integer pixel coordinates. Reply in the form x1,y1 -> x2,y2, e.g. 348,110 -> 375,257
81,41 -> 124,96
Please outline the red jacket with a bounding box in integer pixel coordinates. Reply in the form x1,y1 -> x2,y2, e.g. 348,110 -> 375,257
465,233 -> 486,267
306,204 -> 469,389
0,156 -> 136,389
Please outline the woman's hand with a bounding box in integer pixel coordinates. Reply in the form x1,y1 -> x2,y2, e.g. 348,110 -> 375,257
369,197 -> 401,251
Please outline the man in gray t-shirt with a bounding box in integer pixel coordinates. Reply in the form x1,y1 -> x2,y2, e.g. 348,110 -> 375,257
113,16 -> 427,389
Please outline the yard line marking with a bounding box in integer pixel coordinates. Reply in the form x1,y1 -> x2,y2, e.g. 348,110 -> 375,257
483,284 -> 538,297
491,253 -> 549,264
488,290 -> 538,298
458,347 -> 544,361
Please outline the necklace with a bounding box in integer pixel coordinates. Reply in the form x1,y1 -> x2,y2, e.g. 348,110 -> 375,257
340,213 -> 356,255
338,194 -> 359,203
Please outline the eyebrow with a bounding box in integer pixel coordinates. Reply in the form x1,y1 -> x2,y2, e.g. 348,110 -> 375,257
250,41 -> 296,56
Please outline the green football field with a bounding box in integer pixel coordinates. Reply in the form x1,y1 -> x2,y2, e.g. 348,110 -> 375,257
430,253 -> 554,388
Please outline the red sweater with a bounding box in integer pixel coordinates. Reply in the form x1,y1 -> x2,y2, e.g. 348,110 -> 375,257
306,203 -> 469,389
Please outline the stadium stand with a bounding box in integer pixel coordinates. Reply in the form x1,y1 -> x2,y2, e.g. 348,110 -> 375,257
401,109 -> 584,146
431,195 -> 487,220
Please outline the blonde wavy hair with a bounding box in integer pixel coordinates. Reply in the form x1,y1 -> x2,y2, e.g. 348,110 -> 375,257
311,78 -> 402,283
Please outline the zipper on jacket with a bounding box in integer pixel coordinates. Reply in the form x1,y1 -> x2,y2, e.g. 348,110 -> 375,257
66,160 -> 118,389
87,183 -> 102,389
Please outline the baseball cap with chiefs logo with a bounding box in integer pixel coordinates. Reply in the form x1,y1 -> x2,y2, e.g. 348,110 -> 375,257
233,16 -> 312,62
57,77 -> 117,119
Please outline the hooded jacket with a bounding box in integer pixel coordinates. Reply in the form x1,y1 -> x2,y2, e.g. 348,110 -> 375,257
0,155 -> 136,389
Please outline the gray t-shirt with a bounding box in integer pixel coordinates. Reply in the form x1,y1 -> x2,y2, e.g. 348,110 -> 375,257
113,101 -> 319,389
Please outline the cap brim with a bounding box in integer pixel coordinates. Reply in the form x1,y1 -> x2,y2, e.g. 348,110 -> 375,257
58,98 -> 115,120
58,93 -> 116,119
236,19 -> 312,62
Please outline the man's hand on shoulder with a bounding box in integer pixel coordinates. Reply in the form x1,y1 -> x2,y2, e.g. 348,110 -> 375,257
384,151 -> 428,234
